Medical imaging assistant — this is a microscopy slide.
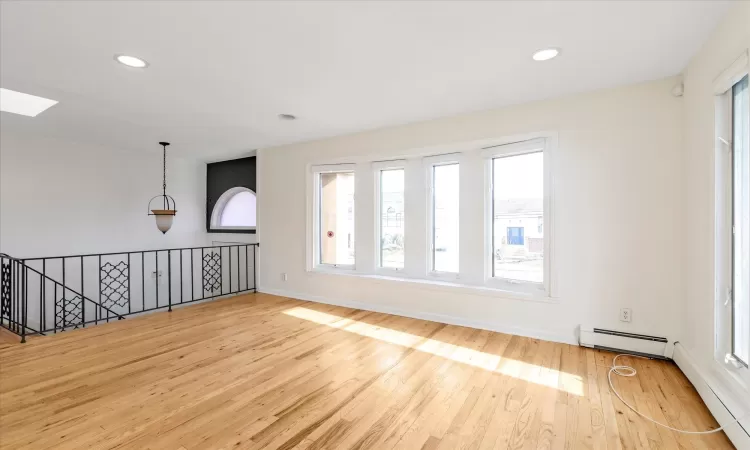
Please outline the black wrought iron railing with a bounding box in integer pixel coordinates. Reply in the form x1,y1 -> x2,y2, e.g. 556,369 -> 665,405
0,243 -> 258,342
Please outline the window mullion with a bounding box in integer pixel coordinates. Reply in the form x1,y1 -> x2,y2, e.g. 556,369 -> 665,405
353,163 -> 372,273
458,153 -> 483,284
402,159 -> 426,278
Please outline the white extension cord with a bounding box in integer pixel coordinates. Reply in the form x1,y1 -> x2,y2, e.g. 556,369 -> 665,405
608,352 -> 748,434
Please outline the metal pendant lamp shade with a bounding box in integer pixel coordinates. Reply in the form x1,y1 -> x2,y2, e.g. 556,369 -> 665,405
147,142 -> 177,234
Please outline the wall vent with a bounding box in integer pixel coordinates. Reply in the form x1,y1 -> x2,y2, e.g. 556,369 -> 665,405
579,326 -> 671,359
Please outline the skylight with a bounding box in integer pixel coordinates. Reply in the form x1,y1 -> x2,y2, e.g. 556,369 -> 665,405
0,88 -> 58,117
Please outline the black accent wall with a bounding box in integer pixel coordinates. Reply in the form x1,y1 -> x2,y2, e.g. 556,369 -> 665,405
206,156 -> 256,233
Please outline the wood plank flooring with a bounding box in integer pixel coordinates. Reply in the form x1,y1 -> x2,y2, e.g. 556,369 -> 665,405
0,329 -> 18,350
0,293 -> 734,449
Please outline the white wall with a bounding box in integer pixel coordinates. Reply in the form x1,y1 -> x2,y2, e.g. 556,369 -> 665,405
0,132 -> 259,332
257,77 -> 683,344
680,0 -> 750,436
0,132 -> 211,257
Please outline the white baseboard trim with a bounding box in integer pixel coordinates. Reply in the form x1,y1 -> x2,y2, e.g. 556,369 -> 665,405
259,287 -> 577,345
672,343 -> 750,448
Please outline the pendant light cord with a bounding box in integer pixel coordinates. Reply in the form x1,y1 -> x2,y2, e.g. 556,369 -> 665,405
162,143 -> 167,209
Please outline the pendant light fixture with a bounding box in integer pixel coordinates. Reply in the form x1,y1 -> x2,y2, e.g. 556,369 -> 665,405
147,142 -> 177,234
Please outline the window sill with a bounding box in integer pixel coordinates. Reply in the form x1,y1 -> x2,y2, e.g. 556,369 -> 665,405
704,359 -> 750,424
207,228 -> 257,234
374,267 -> 407,276
307,268 -> 557,303
713,352 -> 750,392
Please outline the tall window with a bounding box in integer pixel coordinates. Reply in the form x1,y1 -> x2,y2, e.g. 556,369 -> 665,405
377,166 -> 405,269
732,75 -> 749,366
315,168 -> 355,267
431,162 -> 459,273
488,140 -> 545,286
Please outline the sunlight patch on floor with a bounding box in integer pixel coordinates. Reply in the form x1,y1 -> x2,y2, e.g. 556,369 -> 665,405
283,306 -> 583,396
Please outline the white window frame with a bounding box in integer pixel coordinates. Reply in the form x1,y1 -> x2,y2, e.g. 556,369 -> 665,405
424,153 -> 462,280
714,50 -> 749,386
305,132 -> 556,302
311,164 -> 357,271
482,138 -> 550,295
373,160 -> 406,273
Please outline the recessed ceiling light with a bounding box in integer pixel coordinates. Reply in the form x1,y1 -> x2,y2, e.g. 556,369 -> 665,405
115,54 -> 149,68
532,48 -> 560,61
278,114 -> 297,120
0,88 -> 58,117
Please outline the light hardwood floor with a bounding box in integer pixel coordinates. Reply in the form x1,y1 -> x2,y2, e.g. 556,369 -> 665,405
0,293 -> 733,449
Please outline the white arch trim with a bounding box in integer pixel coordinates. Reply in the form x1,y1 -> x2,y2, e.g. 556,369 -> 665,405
210,186 -> 257,230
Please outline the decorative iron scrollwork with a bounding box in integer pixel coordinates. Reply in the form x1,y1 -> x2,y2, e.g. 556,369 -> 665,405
1,262 -> 10,320
56,295 -> 83,330
100,261 -> 129,309
202,252 -> 221,294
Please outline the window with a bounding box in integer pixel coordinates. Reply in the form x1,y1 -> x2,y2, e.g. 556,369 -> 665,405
732,75 -> 749,366
492,151 -> 544,283
314,166 -> 355,268
221,191 -> 257,226
486,139 -> 546,287
429,160 -> 459,274
715,51 -> 749,378
375,164 -> 405,270
206,156 -> 256,233
209,187 -> 257,231
507,227 -> 525,245
307,134 -> 554,299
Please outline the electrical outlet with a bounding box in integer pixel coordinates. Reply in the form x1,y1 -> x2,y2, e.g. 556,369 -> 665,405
620,308 -> 632,323
281,273 -> 288,282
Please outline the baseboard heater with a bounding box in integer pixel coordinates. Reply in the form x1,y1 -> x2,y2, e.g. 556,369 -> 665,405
579,326 -> 670,359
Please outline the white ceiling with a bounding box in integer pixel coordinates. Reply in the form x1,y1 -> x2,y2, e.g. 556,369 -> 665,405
0,1 -> 731,161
